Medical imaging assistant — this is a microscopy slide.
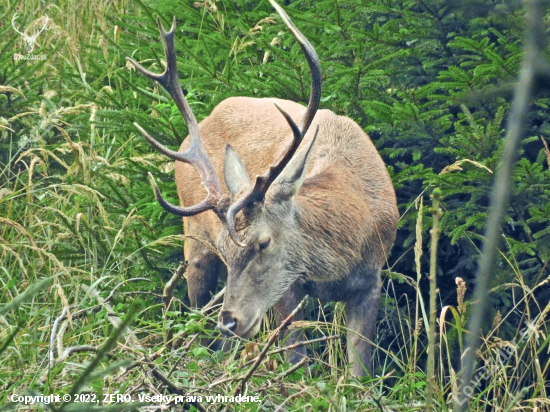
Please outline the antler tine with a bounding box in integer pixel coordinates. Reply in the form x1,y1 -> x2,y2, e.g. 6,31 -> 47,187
12,12 -> 24,36
36,15 -> 48,36
268,0 -> 322,134
30,15 -> 48,38
147,173 -> 218,216
226,0 -> 322,246
127,17 -> 224,217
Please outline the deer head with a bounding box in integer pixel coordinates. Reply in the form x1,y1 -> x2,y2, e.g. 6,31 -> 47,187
12,12 -> 49,54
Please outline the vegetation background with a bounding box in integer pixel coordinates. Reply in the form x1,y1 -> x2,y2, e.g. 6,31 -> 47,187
1,0 -> 549,410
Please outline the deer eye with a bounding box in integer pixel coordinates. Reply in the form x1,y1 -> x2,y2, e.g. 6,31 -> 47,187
258,237 -> 271,251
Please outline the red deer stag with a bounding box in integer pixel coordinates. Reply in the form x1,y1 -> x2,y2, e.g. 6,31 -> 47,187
128,0 -> 398,376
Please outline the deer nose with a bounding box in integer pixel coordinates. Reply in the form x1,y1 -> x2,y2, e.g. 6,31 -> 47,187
217,310 -> 238,336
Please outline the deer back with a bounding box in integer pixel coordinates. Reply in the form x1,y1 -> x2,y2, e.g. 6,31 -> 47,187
175,96 -> 398,272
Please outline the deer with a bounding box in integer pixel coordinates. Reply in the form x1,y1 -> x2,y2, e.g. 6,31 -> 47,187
11,12 -> 49,54
128,0 -> 398,376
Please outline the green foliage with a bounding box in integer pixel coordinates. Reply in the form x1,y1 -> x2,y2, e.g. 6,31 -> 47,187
1,0 -> 550,410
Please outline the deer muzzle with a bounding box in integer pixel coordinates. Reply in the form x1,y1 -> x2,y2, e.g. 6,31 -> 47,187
216,309 -> 262,339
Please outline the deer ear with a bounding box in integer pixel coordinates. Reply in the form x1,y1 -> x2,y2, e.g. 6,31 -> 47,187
273,125 -> 319,197
224,144 -> 251,198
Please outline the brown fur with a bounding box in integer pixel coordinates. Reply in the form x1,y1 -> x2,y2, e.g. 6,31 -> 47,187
175,96 -> 398,376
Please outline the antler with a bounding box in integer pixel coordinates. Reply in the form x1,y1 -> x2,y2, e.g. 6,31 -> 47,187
127,18 -> 225,217
11,12 -> 24,36
11,13 -> 49,38
33,15 -> 49,38
225,0 -> 322,246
